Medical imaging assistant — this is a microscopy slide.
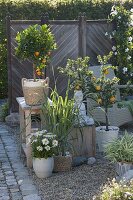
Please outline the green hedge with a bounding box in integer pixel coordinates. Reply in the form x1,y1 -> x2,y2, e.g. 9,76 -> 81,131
0,0 -> 132,98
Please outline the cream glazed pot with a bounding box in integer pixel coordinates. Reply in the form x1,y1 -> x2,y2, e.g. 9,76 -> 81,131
33,157 -> 54,178
96,126 -> 119,152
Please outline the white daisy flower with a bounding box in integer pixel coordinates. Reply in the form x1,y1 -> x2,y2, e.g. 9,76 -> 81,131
127,55 -> 131,60
114,52 -> 117,55
131,8 -> 133,13
128,37 -> 132,42
112,30 -> 116,35
42,138 -> 49,145
123,67 -> 128,74
109,35 -> 113,39
105,32 -> 108,36
118,16 -> 121,19
110,10 -> 118,16
125,48 -> 129,52
112,46 -> 116,51
52,140 -> 58,147
45,146 -> 50,151
37,146 -> 43,151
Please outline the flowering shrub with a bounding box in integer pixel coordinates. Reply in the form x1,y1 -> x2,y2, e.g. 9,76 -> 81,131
15,24 -> 56,80
58,57 -> 93,90
85,52 -> 120,131
95,179 -> 133,200
105,5 -> 133,85
30,130 -> 58,159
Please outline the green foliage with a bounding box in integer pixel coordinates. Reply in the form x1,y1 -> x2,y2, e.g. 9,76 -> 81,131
85,52 -> 120,130
30,130 -> 58,159
107,5 -> 133,85
15,24 -> 56,79
0,102 -> 9,121
95,179 -> 133,200
41,85 -> 79,156
58,57 -> 93,90
105,132 -> 133,163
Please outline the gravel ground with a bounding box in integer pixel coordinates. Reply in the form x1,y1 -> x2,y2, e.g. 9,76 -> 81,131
6,122 -> 133,200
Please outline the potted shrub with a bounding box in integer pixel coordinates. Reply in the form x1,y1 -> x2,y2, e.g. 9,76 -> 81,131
15,24 -> 56,105
30,130 -> 58,178
86,52 -> 120,152
105,132 -> 133,177
41,86 -> 79,172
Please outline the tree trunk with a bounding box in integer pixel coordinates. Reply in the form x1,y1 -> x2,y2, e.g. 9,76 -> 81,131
105,106 -> 109,131
33,63 -> 36,81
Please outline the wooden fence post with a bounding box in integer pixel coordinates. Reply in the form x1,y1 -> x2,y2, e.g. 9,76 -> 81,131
6,14 -> 12,113
78,13 -> 86,58
41,12 -> 49,26
41,13 -> 49,78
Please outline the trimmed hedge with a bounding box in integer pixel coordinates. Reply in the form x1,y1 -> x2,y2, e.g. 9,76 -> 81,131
0,0 -> 132,98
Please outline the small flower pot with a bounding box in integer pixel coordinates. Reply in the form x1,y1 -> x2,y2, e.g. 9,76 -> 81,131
96,126 -> 119,152
33,157 -> 54,178
53,155 -> 72,172
116,162 -> 133,177
22,77 -> 49,106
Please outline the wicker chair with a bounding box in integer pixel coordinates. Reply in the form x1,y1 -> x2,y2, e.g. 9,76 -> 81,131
87,65 -> 133,127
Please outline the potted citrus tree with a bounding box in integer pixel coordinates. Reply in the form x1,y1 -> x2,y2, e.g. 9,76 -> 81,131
105,132 -> 133,177
87,52 -> 120,152
15,24 -> 56,105
41,85 -> 79,172
30,130 -> 58,178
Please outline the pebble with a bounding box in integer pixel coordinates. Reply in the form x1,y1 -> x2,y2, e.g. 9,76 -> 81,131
87,157 -> 96,165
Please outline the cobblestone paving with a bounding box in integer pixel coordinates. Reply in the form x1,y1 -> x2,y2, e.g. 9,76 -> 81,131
0,123 -> 41,200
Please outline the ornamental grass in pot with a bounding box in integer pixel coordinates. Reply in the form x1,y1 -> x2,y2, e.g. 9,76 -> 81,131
41,85 -> 79,172
105,132 -> 133,177
30,130 -> 58,178
15,24 -> 56,105
85,52 -> 120,152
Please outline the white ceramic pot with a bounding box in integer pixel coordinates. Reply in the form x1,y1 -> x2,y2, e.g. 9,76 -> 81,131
33,157 -> 54,178
116,162 -> 133,177
96,126 -> 119,152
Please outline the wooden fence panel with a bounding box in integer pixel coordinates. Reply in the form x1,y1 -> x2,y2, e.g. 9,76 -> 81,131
86,21 -> 113,65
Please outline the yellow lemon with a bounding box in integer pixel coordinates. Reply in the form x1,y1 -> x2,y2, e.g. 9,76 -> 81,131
95,85 -> 101,91
110,96 -> 116,103
42,58 -> 46,63
34,51 -> 40,57
97,98 -> 102,104
104,69 -> 109,75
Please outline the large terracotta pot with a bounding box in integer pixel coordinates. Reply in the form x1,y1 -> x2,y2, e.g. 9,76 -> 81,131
33,157 -> 54,178
22,77 -> 49,105
96,126 -> 119,152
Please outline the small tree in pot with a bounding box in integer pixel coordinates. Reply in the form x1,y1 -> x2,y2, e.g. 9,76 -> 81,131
85,52 -> 120,152
15,24 -> 56,105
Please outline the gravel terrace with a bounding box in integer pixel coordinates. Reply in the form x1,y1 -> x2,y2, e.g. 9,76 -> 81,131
6,122 -> 133,200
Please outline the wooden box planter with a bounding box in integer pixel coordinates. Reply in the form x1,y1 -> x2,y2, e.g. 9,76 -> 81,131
70,125 -> 96,157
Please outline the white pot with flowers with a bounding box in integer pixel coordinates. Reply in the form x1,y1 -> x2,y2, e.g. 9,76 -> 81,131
89,52 -> 120,152
30,130 -> 58,178
15,24 -> 56,105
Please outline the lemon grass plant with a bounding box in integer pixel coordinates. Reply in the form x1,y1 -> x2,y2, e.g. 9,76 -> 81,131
41,85 -> 79,156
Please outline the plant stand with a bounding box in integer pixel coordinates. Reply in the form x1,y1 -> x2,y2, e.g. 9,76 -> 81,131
16,97 -> 51,168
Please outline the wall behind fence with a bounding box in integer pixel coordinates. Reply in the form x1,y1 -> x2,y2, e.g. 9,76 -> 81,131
7,15 -> 113,112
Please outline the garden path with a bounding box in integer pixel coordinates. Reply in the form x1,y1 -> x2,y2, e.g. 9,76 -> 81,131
0,123 -> 41,200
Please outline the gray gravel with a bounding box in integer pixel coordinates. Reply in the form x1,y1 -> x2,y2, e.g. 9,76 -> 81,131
7,122 -> 133,200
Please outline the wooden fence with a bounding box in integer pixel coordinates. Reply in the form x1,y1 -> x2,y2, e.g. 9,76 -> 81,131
6,14 -> 113,112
